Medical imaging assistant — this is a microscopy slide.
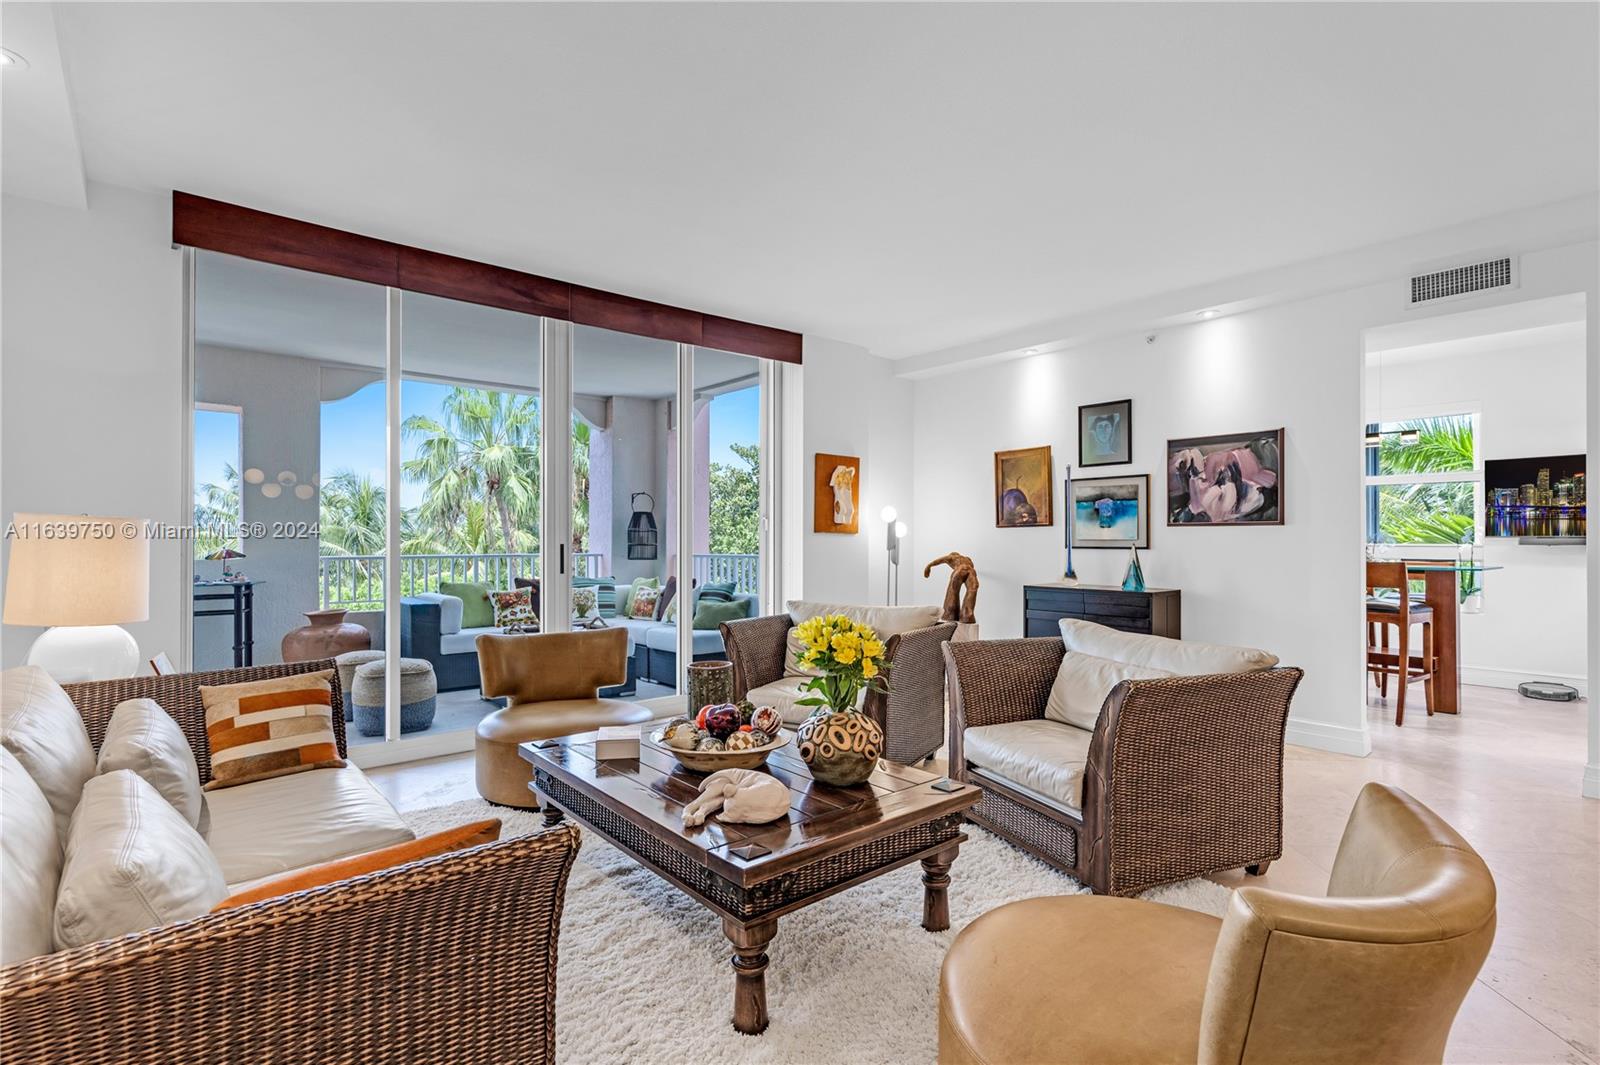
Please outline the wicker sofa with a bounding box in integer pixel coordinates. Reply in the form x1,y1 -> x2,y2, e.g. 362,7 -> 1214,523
720,601 -> 958,764
943,629 -> 1303,897
1,661 -> 579,1065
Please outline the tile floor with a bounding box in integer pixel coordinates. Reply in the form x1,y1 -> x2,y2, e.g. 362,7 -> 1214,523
368,683 -> 1599,1064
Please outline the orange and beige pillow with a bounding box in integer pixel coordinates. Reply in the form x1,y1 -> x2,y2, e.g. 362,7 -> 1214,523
213,818 -> 501,910
199,671 -> 345,791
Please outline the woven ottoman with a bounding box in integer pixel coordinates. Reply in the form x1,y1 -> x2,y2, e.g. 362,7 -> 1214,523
335,649 -> 386,721
351,657 -> 439,737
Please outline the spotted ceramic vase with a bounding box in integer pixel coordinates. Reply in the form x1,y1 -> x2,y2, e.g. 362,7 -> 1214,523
795,708 -> 883,787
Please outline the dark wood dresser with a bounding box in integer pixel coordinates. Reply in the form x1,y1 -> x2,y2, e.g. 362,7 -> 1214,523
1022,583 -> 1181,639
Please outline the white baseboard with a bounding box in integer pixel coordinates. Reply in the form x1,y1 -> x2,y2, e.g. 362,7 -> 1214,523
1459,666 -> 1588,698
1584,764 -> 1600,800
1285,717 -> 1372,757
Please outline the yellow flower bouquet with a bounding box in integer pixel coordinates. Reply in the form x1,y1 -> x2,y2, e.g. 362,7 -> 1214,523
792,613 -> 888,715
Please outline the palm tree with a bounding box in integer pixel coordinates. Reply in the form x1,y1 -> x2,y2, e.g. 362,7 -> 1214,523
194,463 -> 240,559
319,471 -> 388,557
403,388 -> 540,554
1376,417 -> 1477,545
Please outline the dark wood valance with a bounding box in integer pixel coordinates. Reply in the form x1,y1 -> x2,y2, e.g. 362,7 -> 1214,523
172,191 -> 802,364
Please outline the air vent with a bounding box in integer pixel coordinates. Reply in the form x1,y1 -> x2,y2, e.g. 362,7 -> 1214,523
1409,257 -> 1514,304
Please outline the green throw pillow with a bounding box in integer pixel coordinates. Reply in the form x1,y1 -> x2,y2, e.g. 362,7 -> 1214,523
619,576 -> 660,617
439,581 -> 495,629
692,597 -> 751,631
697,581 -> 737,601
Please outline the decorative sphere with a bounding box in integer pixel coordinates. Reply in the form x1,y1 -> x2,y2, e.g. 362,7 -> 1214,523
725,731 -> 756,751
750,706 -> 782,736
705,704 -> 741,740
659,721 -> 699,750
695,736 -> 727,752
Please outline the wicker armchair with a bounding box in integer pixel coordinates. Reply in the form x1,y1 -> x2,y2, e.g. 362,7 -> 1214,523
721,614 -> 958,764
944,638 -> 1303,897
1,662 -> 580,1065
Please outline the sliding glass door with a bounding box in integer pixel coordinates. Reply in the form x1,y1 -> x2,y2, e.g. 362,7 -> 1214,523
187,253 -> 781,761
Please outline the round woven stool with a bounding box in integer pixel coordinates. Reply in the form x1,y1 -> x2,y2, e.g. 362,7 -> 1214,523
335,649 -> 385,721
351,657 -> 439,737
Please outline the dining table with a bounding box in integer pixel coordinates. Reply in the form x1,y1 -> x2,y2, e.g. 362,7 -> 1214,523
1385,559 -> 1503,715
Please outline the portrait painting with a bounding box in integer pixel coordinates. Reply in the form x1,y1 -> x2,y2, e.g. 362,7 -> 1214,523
1167,428 -> 1284,526
1078,399 -> 1132,467
813,453 -> 861,533
994,446 -> 1053,528
1071,474 -> 1150,548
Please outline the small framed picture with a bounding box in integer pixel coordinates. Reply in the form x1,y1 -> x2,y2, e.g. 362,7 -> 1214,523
994,446 -> 1054,527
813,453 -> 861,534
1079,399 -> 1132,467
1070,474 -> 1150,549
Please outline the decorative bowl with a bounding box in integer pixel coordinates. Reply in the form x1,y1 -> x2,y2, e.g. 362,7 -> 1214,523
652,726 -> 792,773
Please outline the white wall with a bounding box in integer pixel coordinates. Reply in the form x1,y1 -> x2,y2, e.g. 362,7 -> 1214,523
796,336 -> 915,607
1,184 -> 183,670
909,240 -> 1598,759
1367,322 -> 1588,692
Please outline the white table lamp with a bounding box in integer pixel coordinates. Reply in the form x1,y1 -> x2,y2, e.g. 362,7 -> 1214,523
3,514 -> 149,682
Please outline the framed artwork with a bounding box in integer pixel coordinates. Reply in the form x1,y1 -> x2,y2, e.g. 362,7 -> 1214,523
813,453 -> 861,533
1078,399 -> 1132,467
1167,428 -> 1284,526
1070,474 -> 1150,548
994,446 -> 1054,527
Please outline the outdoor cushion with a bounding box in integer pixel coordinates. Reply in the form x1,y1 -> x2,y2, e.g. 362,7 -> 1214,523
1044,651 -> 1174,733
204,763 -> 414,886
1,748 -> 61,965
645,625 -> 726,656
1059,618 -> 1278,675
783,601 -> 941,678
1,665 -> 96,840
693,596 -> 752,630
613,618 -> 659,650
97,698 -> 207,830
619,576 -> 660,618
963,719 -> 1093,812
439,581 -> 495,629
573,576 -> 618,618
441,626 -> 498,656
411,592 -> 463,635
54,770 -> 229,950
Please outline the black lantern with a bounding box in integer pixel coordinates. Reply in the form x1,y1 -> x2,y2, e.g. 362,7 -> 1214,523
626,492 -> 659,560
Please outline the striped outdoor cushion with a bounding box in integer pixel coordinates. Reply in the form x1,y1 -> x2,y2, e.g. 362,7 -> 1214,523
198,670 -> 345,791
573,576 -> 619,618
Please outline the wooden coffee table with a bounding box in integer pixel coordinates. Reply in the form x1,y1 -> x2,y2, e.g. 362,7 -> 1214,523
520,726 -> 979,1034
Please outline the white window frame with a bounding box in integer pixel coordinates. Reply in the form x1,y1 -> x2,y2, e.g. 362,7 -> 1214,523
1364,411 -> 1482,548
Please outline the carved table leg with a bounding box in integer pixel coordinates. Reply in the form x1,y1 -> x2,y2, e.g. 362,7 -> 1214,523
724,916 -> 778,1035
922,844 -> 960,932
541,798 -> 565,828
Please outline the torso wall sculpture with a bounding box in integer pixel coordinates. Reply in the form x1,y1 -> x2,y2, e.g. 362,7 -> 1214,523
923,552 -> 979,624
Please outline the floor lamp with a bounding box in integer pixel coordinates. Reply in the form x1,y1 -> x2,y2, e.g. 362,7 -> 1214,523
881,506 -> 907,605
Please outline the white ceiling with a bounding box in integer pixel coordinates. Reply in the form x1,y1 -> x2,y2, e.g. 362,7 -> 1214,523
7,3 -> 1599,359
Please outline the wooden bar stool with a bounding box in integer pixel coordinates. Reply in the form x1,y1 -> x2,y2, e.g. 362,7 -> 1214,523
1365,561 -> 1435,726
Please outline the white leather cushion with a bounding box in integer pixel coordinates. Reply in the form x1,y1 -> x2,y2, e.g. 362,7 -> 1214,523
782,601 -> 941,678
963,719 -> 1093,812
54,770 -> 228,950
203,763 -> 414,886
1044,651 -> 1174,732
1058,619 -> 1278,675
745,676 -> 864,727
2,748 -> 63,964
97,698 -> 207,830
1,665 -> 96,841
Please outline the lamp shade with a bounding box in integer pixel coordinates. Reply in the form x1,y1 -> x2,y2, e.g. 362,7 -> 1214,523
3,514 -> 149,627
626,492 -> 658,561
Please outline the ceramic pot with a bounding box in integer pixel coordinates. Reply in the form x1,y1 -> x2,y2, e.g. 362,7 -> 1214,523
282,609 -> 372,663
795,708 -> 884,787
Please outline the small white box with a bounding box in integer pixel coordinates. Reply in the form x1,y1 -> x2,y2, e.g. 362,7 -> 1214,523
594,725 -> 641,761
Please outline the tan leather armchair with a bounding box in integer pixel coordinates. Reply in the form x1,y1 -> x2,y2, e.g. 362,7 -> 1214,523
939,782 -> 1497,1065
475,628 -> 653,808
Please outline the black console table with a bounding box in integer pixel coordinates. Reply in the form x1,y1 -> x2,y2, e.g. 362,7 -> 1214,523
1023,583 -> 1181,639
194,579 -> 259,667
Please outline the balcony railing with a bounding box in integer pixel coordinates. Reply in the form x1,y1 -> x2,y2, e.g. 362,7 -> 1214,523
692,553 -> 760,595
319,551 -> 757,609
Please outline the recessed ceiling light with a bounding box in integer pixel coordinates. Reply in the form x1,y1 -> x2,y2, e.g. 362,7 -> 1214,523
1197,309 -> 1220,320
1024,347 -> 1039,355
0,49 -> 28,69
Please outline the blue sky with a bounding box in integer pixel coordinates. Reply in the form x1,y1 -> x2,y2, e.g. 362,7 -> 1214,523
195,380 -> 758,512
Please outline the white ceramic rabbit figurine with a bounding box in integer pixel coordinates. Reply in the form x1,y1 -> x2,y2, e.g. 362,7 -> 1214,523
680,768 -> 790,826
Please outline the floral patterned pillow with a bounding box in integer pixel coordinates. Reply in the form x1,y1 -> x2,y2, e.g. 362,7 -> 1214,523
629,586 -> 661,620
492,589 -> 538,633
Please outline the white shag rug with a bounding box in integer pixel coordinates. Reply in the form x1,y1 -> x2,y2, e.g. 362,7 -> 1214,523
406,798 -> 1233,1065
